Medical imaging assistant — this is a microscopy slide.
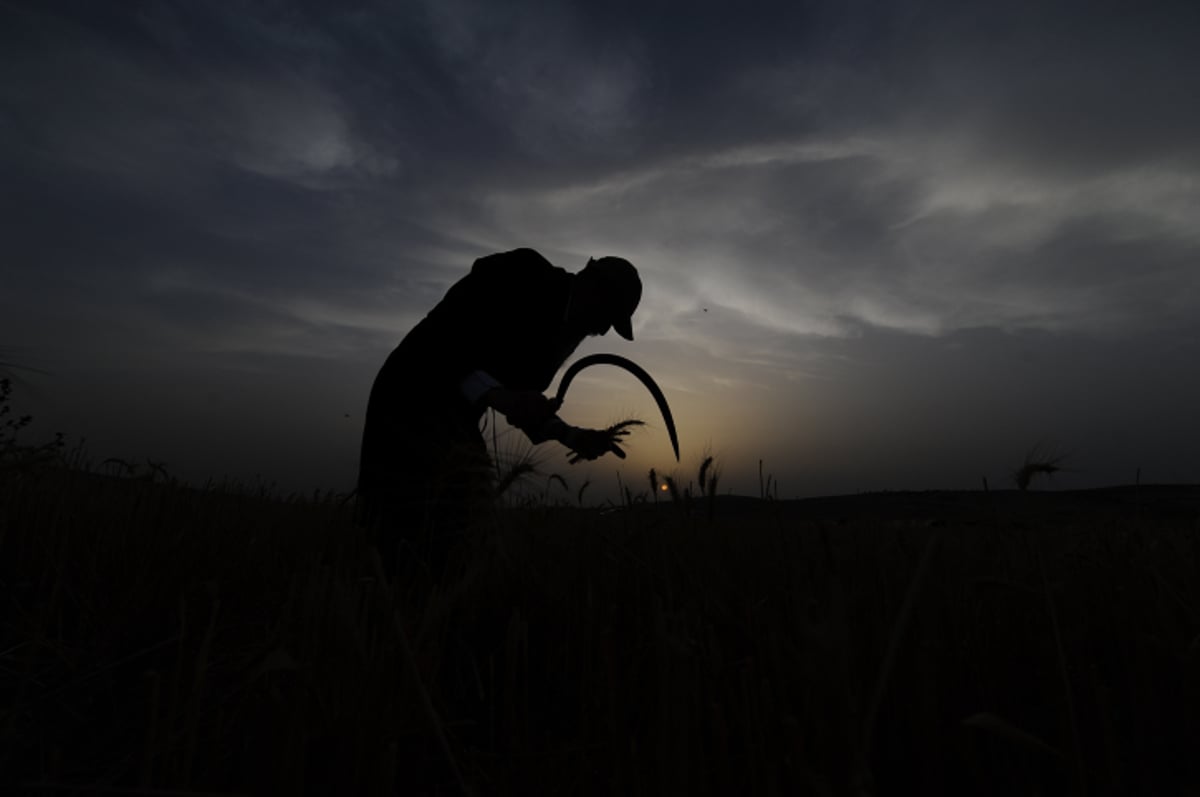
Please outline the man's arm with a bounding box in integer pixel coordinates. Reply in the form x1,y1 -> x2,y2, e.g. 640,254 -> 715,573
479,384 -> 557,433
510,412 -> 618,461
465,375 -> 624,461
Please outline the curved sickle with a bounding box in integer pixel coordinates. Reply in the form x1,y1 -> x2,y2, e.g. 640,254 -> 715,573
553,353 -> 680,461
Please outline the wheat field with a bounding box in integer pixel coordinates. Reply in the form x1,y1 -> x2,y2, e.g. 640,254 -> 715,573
2,460 -> 1198,795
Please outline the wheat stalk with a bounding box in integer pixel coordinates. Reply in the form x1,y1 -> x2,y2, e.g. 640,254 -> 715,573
1013,444 -> 1070,490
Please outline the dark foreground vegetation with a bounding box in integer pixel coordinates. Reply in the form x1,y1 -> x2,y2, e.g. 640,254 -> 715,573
2,460 -> 1199,795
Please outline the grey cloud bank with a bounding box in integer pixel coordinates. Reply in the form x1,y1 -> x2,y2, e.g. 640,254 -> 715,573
2,0 -> 1198,498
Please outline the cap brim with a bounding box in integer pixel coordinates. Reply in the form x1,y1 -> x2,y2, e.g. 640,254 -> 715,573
613,316 -> 634,341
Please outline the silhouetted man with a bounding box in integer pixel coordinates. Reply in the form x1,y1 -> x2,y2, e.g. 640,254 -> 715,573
358,247 -> 642,577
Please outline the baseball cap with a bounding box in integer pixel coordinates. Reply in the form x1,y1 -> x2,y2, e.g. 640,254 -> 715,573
585,256 -> 641,340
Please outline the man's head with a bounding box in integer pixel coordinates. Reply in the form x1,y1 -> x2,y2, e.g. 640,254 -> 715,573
575,256 -> 641,340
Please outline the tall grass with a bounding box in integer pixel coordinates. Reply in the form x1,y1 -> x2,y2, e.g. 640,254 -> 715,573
2,459 -> 1198,793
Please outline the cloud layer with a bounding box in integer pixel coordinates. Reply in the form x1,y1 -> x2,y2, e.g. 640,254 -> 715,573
3,0 -> 1198,495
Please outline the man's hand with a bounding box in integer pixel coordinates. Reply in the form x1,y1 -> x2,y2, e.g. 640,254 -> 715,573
485,387 -> 557,432
564,423 -> 639,463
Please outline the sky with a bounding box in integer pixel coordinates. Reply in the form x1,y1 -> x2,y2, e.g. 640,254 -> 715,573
3,0 -> 1199,501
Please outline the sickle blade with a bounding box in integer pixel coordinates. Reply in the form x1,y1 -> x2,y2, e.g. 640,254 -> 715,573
554,353 -> 680,461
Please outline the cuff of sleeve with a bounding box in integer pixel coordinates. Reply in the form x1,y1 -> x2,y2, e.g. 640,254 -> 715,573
460,370 -> 501,403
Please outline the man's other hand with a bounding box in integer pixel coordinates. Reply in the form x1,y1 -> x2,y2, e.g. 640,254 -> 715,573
565,427 -> 629,463
485,388 -> 556,431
